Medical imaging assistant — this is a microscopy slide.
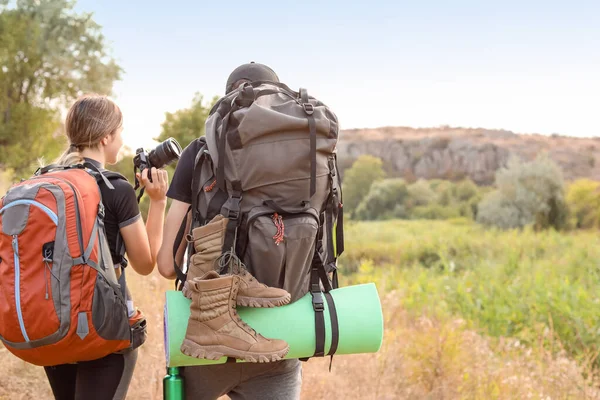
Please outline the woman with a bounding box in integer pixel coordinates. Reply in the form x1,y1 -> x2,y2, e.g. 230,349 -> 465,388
43,94 -> 168,400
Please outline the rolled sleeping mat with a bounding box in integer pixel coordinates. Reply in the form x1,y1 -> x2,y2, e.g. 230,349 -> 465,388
163,283 -> 383,367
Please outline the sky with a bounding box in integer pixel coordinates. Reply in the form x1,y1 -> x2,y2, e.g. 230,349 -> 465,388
75,0 -> 600,150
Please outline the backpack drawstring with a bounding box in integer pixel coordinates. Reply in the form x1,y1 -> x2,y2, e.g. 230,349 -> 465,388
204,179 -> 217,192
272,213 -> 284,245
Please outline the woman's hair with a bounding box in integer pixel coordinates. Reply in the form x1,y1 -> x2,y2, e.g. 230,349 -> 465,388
54,94 -> 123,166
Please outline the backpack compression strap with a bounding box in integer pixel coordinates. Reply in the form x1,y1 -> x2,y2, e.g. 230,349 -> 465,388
303,245 -> 340,371
300,88 -> 317,198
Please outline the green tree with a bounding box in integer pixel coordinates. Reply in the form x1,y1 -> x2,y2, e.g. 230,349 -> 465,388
156,93 -> 219,149
342,155 -> 386,218
477,155 -> 568,230
406,179 -> 437,208
565,179 -> 600,229
114,93 -> 218,218
355,178 -> 409,220
0,0 -> 121,175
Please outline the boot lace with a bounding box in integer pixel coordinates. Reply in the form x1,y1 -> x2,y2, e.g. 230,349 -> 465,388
230,282 -> 257,336
216,250 -> 266,288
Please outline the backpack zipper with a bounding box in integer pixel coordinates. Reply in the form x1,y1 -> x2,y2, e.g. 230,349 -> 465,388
0,199 -> 59,225
28,176 -> 84,257
1,201 -> 59,342
12,235 -> 30,342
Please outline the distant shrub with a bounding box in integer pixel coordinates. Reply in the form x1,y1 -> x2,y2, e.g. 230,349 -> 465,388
342,155 -> 386,217
477,155 -> 568,230
352,176 -> 485,222
406,179 -> 437,208
354,178 -> 409,220
566,179 -> 600,229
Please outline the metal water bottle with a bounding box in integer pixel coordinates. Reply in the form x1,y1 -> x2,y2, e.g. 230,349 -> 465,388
163,367 -> 185,400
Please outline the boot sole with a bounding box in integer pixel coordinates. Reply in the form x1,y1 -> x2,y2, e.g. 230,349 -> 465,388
236,294 -> 291,308
181,287 -> 291,307
182,286 -> 291,308
180,339 -> 289,363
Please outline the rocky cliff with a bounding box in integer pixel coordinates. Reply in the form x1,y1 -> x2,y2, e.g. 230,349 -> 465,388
337,127 -> 600,185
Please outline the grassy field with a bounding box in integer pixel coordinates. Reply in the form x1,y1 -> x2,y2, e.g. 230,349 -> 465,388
1,219 -> 600,399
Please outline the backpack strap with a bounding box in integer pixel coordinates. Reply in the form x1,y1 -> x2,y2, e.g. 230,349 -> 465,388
299,88 -> 317,198
220,181 -> 243,268
172,138 -> 208,290
83,162 -> 118,190
303,244 -> 340,370
173,205 -> 191,291
191,138 -> 208,224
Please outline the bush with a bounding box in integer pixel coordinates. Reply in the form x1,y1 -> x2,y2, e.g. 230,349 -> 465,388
340,219 -> 600,369
342,155 -> 386,217
354,178 -> 409,220
406,179 -> 437,208
477,155 -> 568,230
565,179 -> 600,229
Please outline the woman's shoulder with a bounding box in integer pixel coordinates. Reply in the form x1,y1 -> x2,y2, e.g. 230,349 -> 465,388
100,171 -> 135,193
98,171 -> 139,214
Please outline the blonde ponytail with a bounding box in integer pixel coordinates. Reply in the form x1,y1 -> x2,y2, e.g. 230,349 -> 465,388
54,145 -> 85,167
52,94 -> 123,167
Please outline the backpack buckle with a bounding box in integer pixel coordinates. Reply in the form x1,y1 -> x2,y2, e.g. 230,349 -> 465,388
97,204 -> 105,220
328,158 -> 336,176
224,194 -> 242,220
302,103 -> 314,115
311,292 -> 325,312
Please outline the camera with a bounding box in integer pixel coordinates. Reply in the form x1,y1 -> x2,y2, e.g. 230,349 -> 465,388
133,137 -> 182,181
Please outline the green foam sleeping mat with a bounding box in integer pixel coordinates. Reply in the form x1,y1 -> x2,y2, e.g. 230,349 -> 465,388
163,283 -> 383,367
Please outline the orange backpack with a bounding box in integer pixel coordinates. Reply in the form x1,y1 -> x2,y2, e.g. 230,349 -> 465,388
0,164 -> 134,366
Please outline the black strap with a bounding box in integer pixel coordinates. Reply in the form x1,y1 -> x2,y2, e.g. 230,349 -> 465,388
325,199 -> 335,265
191,143 -> 207,223
83,162 -> 115,190
216,107 -> 234,192
333,154 -> 345,257
300,88 -> 317,198
133,164 -> 145,203
220,181 -> 243,269
310,268 -> 326,358
310,247 -> 333,358
35,163 -> 77,176
324,292 -> 339,356
173,205 -> 192,290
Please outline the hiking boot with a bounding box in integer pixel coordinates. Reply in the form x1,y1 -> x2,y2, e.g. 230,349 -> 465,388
181,215 -> 228,299
180,271 -> 290,363
183,215 -> 291,308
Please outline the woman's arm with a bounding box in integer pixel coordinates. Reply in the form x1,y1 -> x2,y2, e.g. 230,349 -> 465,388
120,167 -> 168,275
157,199 -> 191,280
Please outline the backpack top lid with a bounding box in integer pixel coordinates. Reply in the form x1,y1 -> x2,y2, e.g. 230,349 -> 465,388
225,61 -> 280,94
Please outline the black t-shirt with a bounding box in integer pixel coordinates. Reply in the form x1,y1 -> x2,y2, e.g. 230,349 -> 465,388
84,158 -> 141,265
166,138 -> 204,204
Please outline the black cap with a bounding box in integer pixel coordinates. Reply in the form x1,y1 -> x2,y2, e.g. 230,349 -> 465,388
225,61 -> 279,94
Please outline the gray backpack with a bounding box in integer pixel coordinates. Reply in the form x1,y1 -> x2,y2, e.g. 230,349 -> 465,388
175,81 -> 345,358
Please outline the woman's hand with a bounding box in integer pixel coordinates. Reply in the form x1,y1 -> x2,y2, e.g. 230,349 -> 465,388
136,167 -> 168,202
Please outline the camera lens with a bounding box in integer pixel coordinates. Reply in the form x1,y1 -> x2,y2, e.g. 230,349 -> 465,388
148,138 -> 182,169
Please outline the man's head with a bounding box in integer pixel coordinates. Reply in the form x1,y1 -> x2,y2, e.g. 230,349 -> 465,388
225,61 -> 279,94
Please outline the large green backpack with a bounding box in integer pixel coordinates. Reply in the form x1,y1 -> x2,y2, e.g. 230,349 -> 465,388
175,81 -> 344,358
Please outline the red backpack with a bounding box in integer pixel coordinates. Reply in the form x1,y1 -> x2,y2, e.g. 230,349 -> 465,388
0,164 -> 136,366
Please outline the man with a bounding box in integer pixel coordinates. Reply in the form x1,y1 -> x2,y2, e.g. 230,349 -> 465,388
157,62 -> 302,400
